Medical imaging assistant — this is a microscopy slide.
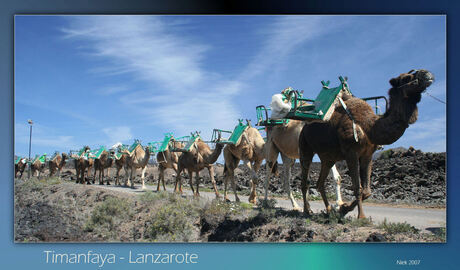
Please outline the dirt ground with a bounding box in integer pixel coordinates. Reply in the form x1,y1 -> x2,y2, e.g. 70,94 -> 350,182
14,178 -> 445,243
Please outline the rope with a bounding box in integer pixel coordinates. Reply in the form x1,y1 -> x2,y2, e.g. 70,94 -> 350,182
424,91 -> 446,104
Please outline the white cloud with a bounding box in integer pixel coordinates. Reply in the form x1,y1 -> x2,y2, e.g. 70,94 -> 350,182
397,115 -> 446,152
63,16 -> 242,134
102,126 -> 133,146
240,16 -> 346,81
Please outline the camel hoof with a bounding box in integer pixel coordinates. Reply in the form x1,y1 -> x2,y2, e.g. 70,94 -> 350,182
224,196 -> 230,202
235,197 -> 241,203
339,203 -> 351,217
142,186 -> 146,190
293,207 -> 302,212
215,193 -> 220,199
304,208 -> 313,216
358,214 -> 367,219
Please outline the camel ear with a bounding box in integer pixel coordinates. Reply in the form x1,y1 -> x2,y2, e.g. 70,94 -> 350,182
389,77 -> 399,87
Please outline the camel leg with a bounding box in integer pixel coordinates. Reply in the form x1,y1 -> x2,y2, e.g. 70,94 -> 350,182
107,168 -> 111,185
207,166 -> 220,198
92,166 -> 96,184
360,155 -> 373,201
174,174 -> 181,193
230,168 -> 240,202
223,168 -> 229,201
223,148 -> 240,202
141,166 -> 147,190
188,170 -> 196,196
340,154 -> 364,218
317,160 -> 335,213
130,167 -> 136,189
125,166 -> 131,187
245,161 -> 259,204
281,154 -> 301,211
115,168 -> 120,186
298,146 -> 314,215
171,163 -> 179,191
195,171 -> 201,197
330,165 -> 344,207
99,167 -> 103,185
263,138 -> 279,202
157,165 -> 164,191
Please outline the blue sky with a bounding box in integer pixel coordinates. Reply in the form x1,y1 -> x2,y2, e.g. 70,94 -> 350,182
14,15 -> 446,159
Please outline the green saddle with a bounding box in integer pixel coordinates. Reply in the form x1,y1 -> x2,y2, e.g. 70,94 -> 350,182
183,133 -> 201,151
285,76 -> 352,121
33,154 -> 47,164
89,146 -> 106,159
158,133 -> 174,152
221,120 -> 249,145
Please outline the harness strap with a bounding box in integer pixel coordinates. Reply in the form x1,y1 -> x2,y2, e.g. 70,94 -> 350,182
338,97 -> 359,142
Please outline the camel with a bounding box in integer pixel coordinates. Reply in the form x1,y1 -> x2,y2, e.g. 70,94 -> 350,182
298,69 -> 434,218
114,154 -> 128,186
156,139 -> 185,191
264,119 -> 344,211
222,122 -> 266,204
15,157 -> 27,179
72,146 -> 92,184
124,141 -> 151,189
174,134 -> 223,198
31,155 -> 47,178
48,152 -> 68,179
93,148 -> 114,185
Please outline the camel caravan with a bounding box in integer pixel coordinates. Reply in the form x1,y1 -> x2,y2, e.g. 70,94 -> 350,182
14,69 -> 434,218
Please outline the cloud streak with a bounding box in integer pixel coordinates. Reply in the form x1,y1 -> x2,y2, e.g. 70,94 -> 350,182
63,16 -> 242,134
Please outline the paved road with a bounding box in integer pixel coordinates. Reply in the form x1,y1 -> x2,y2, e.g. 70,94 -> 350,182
92,183 -> 446,233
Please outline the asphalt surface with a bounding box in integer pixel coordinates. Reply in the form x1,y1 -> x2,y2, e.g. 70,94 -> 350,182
92,183 -> 446,233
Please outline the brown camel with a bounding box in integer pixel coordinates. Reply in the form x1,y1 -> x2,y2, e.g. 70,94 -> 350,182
174,135 -> 223,198
114,154 -> 128,186
156,140 -> 185,191
93,149 -> 114,185
298,69 -> 434,218
222,123 -> 266,203
72,146 -> 92,184
264,119 -> 344,211
48,152 -> 68,179
124,142 -> 151,189
31,155 -> 47,178
15,157 -> 27,179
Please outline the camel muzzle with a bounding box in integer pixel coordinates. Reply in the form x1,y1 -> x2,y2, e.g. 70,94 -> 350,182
402,70 -> 434,95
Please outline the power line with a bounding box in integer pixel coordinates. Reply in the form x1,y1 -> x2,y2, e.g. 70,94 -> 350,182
424,91 -> 446,104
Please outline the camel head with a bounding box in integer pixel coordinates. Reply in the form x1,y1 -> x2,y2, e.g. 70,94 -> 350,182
387,69 -> 434,124
389,69 -> 434,99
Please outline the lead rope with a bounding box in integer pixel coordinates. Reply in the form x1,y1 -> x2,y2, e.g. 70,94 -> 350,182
338,97 -> 359,142
424,91 -> 446,104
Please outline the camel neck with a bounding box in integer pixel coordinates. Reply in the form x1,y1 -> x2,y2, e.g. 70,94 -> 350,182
368,93 -> 419,145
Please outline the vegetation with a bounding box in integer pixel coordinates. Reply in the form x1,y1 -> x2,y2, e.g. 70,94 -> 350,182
378,218 -> 419,234
84,197 -> 133,235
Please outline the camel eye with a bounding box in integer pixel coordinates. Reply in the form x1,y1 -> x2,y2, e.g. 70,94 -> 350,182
402,76 -> 412,83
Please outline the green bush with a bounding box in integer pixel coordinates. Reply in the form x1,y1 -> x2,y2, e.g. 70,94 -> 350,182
378,219 -> 419,234
85,197 -> 132,232
144,197 -> 199,242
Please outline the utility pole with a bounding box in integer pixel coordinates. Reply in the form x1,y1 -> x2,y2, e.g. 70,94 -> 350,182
27,119 -> 33,179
